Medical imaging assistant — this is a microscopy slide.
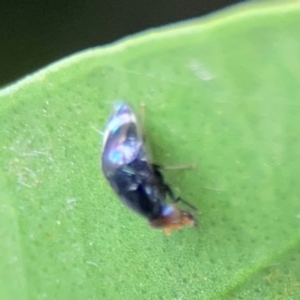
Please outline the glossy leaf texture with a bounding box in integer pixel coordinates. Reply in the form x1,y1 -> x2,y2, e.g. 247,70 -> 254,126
1,2 -> 300,299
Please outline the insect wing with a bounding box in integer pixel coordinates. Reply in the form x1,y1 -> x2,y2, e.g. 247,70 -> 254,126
101,102 -> 143,177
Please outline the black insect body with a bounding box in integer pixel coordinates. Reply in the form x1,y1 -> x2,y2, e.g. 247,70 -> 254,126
101,101 -> 196,234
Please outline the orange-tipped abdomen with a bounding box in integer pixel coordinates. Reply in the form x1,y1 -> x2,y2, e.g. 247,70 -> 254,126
148,204 -> 196,235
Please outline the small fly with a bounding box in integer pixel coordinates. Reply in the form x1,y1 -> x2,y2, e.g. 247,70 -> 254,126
101,101 -> 197,235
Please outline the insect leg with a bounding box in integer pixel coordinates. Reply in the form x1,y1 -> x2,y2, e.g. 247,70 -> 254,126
164,183 -> 198,211
139,102 -> 146,127
160,163 -> 197,170
152,162 -> 197,170
139,103 -> 147,142
152,164 -> 198,211
152,163 -> 162,171
174,196 -> 198,211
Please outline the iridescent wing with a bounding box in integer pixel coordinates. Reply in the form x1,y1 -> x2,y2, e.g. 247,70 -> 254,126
101,101 -> 143,177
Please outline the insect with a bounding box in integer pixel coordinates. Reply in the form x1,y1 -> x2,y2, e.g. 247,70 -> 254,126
101,101 -> 197,234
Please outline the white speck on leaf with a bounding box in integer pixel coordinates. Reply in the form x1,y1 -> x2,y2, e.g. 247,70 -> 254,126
86,261 -> 98,267
188,60 -> 214,81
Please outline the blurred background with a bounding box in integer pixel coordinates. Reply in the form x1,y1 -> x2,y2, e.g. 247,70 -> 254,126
0,0 -> 244,87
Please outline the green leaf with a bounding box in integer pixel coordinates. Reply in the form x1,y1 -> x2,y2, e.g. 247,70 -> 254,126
1,2 -> 300,299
